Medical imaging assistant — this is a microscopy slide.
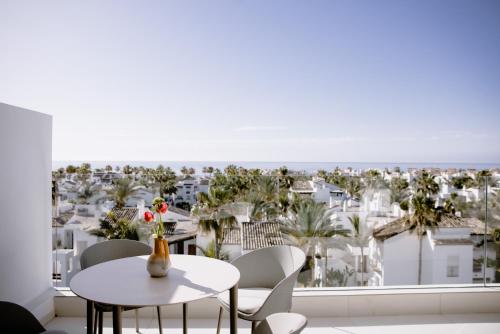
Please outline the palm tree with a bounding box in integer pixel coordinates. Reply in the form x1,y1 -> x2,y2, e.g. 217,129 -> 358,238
89,211 -> 139,240
66,165 -> 77,174
450,175 -> 475,190
122,165 -> 133,175
412,170 -> 439,198
345,214 -> 372,286
246,192 -> 276,222
276,166 -> 294,190
405,194 -> 439,284
345,176 -> 362,201
192,187 -> 237,259
77,183 -> 102,204
152,166 -> 177,197
389,177 -> 410,204
281,200 -> 348,286
107,178 -> 141,208
76,163 -> 92,183
364,169 -> 382,189
196,240 -> 229,260
202,166 -> 214,176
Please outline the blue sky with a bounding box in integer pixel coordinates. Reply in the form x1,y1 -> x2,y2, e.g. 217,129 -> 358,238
1,0 -> 499,162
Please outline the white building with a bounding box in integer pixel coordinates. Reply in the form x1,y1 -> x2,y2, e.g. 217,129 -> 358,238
370,215 -> 489,286
290,177 -> 345,208
174,177 -> 210,206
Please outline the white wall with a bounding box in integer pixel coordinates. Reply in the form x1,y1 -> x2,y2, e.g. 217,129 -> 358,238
382,231 -> 420,285
0,103 -> 53,322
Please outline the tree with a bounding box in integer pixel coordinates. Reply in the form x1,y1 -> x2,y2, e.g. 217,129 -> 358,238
405,194 -> 440,284
364,169 -> 382,189
76,163 -> 92,183
122,165 -> 133,175
197,240 -> 229,260
450,175 -> 475,190
202,166 -> 214,176
77,183 -> 102,204
345,176 -> 362,200
276,166 -> 294,190
105,165 -> 113,172
390,177 -> 410,204
180,166 -> 189,176
89,211 -> 139,240
476,170 -> 494,189
66,165 -> 77,174
324,266 -> 354,287
346,214 -> 372,286
443,192 -> 469,216
281,200 -> 348,286
152,166 -> 177,197
192,187 -> 237,260
412,170 -> 439,198
317,169 -> 328,180
107,178 -> 141,208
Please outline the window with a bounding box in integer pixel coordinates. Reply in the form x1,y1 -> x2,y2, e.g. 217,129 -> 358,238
473,261 -> 482,273
447,256 -> 459,278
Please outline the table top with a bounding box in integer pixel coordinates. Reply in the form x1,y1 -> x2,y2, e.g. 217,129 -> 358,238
70,255 -> 240,307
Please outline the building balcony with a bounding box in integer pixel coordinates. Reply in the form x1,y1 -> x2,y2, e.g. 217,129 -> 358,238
46,286 -> 500,333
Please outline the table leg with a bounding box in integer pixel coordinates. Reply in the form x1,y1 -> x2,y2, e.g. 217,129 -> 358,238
86,300 -> 94,334
229,284 -> 238,334
183,303 -> 188,334
112,305 -> 122,334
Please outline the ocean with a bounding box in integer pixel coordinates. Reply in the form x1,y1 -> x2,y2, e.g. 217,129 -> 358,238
52,161 -> 500,174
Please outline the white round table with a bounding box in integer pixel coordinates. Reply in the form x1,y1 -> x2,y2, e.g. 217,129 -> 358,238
70,255 -> 240,334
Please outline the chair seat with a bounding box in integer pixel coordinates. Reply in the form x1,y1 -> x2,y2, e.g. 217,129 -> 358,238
254,313 -> 307,334
218,288 -> 272,314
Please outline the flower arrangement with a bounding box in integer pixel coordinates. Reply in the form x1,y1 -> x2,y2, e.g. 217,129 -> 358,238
144,197 -> 168,238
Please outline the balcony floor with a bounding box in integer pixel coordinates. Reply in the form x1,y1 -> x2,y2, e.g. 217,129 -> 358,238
46,313 -> 500,334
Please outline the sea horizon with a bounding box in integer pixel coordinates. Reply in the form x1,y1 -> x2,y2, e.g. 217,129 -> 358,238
52,161 -> 500,174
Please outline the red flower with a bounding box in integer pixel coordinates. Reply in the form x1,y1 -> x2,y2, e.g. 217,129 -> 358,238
159,202 -> 168,214
144,211 -> 154,222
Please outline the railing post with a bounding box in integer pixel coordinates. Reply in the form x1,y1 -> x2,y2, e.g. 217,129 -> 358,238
483,176 -> 488,287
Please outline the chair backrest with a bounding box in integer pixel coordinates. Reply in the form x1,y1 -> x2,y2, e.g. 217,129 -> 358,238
0,301 -> 46,333
232,245 -> 306,289
80,239 -> 152,270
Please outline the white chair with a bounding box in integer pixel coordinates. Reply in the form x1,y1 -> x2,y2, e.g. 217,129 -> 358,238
216,245 -> 306,333
254,313 -> 307,334
80,239 -> 163,334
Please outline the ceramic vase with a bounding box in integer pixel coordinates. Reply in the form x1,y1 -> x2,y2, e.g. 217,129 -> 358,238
147,237 -> 171,277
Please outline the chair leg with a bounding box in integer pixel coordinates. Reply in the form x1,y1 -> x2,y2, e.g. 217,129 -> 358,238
135,309 -> 139,333
98,311 -> 103,334
216,307 -> 223,334
157,306 -> 163,334
93,309 -> 98,334
251,320 -> 256,334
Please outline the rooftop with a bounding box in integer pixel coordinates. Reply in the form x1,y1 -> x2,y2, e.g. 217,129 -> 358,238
241,222 -> 285,250
373,215 -> 491,241
104,207 -> 139,223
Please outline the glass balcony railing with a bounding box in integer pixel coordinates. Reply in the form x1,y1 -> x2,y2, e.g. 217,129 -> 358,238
51,164 -> 500,289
